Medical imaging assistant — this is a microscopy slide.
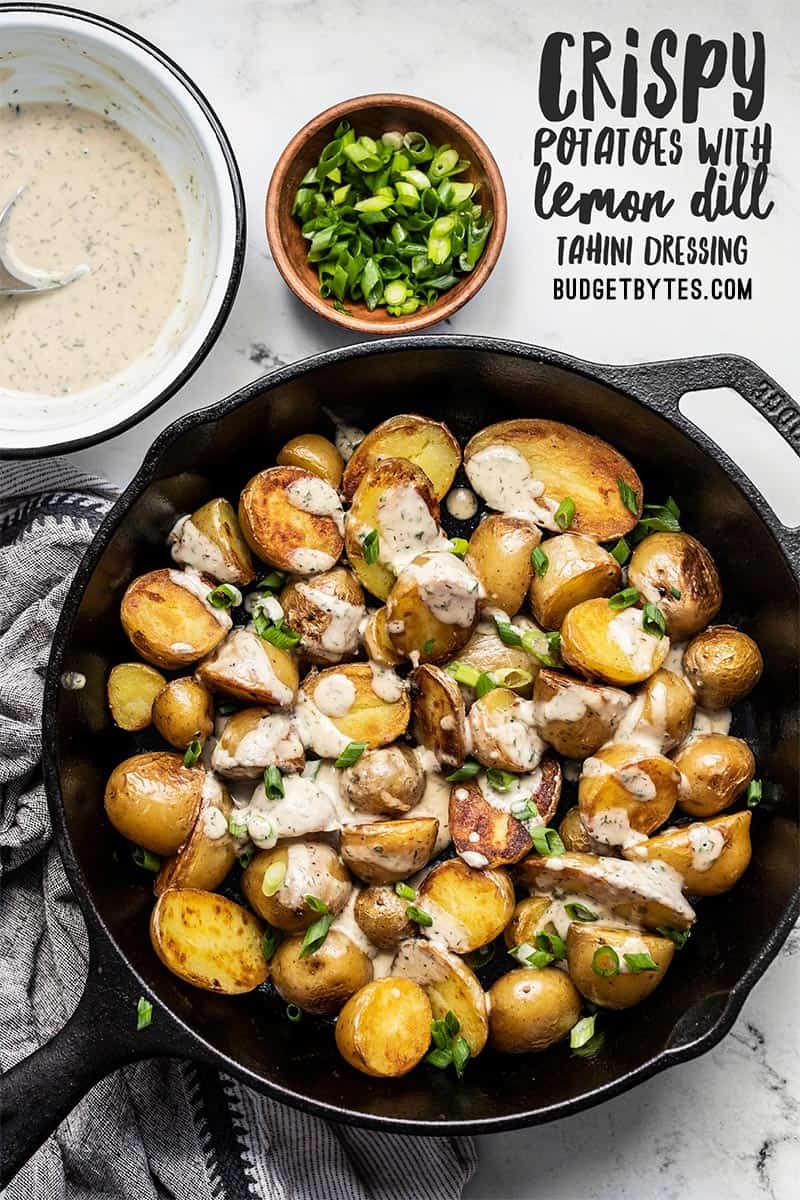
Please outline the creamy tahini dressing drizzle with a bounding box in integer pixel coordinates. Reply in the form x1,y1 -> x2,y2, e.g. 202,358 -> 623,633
295,583 -> 364,658
465,445 -> 559,528
333,422 -> 365,462
469,695 -> 545,772
211,713 -> 302,777
374,486 -> 451,573
687,823 -> 726,870
202,805 -> 228,840
286,476 -> 345,534
368,662 -> 406,703
400,553 -> 482,626
607,607 -> 670,675
204,628 -> 292,706
536,855 -> 694,925
313,672 -> 355,717
478,768 -> 545,818
0,103 -> 187,396
169,516 -> 235,582
330,890 -> 393,978
289,548 -> 337,574
293,689 -> 352,758
444,486 -> 479,521
168,568 -> 232,628
536,681 -> 630,728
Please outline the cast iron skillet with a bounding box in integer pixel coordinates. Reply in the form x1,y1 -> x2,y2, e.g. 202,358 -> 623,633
2,337 -> 799,1184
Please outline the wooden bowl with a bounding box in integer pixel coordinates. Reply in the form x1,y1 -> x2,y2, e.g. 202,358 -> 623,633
266,94 -> 507,334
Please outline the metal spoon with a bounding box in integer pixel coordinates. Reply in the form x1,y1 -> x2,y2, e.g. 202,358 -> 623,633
0,187 -> 89,296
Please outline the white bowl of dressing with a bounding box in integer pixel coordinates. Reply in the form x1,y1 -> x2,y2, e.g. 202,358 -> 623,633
0,4 -> 245,456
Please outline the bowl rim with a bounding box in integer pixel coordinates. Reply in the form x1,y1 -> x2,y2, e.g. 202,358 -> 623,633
0,2 -> 246,460
265,92 -> 508,334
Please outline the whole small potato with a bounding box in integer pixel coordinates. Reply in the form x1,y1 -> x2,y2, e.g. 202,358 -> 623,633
614,668 -> 695,754
242,842 -> 351,931
152,676 -> 214,749
566,925 -> 674,1010
354,886 -> 416,950
623,811 -> 752,896
277,433 -> 344,489
683,625 -> 763,709
271,930 -> 373,1015
502,896 -> 552,950
674,733 -> 755,818
280,567 -> 365,665
488,968 -> 582,1053
627,532 -> 722,640
335,977 -> 433,1077
104,751 -> 203,855
528,533 -> 622,631
340,745 -> 424,816
465,515 -> 541,616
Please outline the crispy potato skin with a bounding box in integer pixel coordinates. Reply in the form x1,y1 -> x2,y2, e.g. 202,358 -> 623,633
280,567 -> 364,665
307,662 -> 410,748
242,844 -> 351,931
362,607 -> 404,666
155,785 -> 236,896
464,419 -> 642,541
624,811 -> 752,896
104,751 -> 203,856
566,925 -> 674,1009
561,598 -> 670,685
277,433 -> 343,489
197,628 -> 299,706
617,668 -> 695,754
335,978 -> 433,1076
272,930 -> 373,1015
107,662 -> 166,731
152,676 -> 214,749
238,465 -> 343,574
528,533 -> 622,630
683,625 -> 763,709
150,889 -> 267,994
578,742 -> 681,847
558,806 -> 614,856
340,745 -> 424,816
386,553 -> 480,664
418,859 -> 515,953
354,886 -> 416,949
627,533 -> 721,641
488,967 -> 582,1053
674,733 -> 755,818
502,896 -> 552,950
533,668 -> 631,759
188,498 -> 256,585
342,413 -> 460,502
466,515 -> 541,616
120,569 -> 229,669
392,938 -> 489,1055
340,818 -> 439,884
411,664 -> 468,769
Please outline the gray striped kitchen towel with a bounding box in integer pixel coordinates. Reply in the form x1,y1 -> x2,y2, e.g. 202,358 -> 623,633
0,459 -> 478,1200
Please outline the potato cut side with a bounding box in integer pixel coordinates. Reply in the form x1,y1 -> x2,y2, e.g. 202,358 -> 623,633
449,757 -> 562,869
120,568 -> 230,669
623,811 -> 752,897
418,859 -> 515,953
533,668 -> 631,760
150,888 -> 267,994
238,465 -> 344,575
340,817 -> 439,884
561,598 -> 670,686
342,413 -> 461,501
411,663 -> 468,769
107,662 -> 166,731
306,662 -> 410,748
578,742 -> 681,849
335,978 -> 433,1077
392,939 -> 488,1055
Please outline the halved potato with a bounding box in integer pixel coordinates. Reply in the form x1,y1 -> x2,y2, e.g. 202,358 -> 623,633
453,625 -> 539,695
627,532 -> 722,640
340,745 -> 424,816
280,568 -> 365,665
392,938 -> 488,1055
155,778 -> 237,895
533,668 -> 631,759
169,498 -> 255,585
120,568 -> 231,669
301,662 -> 410,749
271,930 -> 373,1015
502,895 -> 552,950
558,806 -> 613,855
277,433 -> 343,489
417,859 -> 515,953
107,662 -> 166,731
528,533 -> 622,630
465,515 -> 541,616
150,888 -> 267,994
449,758 -> 562,869
335,977 -> 432,1076
354,886 -> 416,949
241,842 -> 351,932
211,708 -> 305,778
340,817 -> 439,884
674,733 -> 755,818
386,552 -> 481,664
464,419 -> 642,539
104,751 -> 203,856
578,742 -> 681,848
341,413 -> 461,502
362,607 -> 404,666
238,465 -> 344,575
566,924 -> 674,1009
197,628 -> 298,707
152,676 -> 214,749
488,967 -> 582,1053
411,663 -> 468,769
683,625 -> 763,709
623,811 -> 752,896
561,598 -> 670,685
468,688 -> 545,773
515,851 -> 696,931
613,668 -> 695,754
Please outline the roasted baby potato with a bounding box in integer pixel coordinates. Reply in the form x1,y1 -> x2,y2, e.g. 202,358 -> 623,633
241,842 -> 351,932
341,413 -> 460,502
340,745 -> 424,816
120,568 -> 231,669
464,419 -> 642,540
104,751 -> 203,856
418,859 -> 515,953
340,817 -> 439,884
107,662 -> 166,731
386,552 -> 481,664
579,741 -> 681,848
211,708 -> 305,778
614,668 -> 695,754
169,498 -> 255,585
411,663 -> 468,769
466,515 -> 541,616
623,811 -> 752,896
488,967 -> 582,1053
335,977 -> 433,1076
449,758 -> 562,869
280,568 -> 365,665
361,607 -> 404,666
302,663 -> 410,749
393,938 -> 488,1055
627,532 -> 721,640
152,676 -> 214,749
558,806 -> 612,855
528,533 -> 622,630
345,458 -> 443,600
155,778 -> 237,896
468,688 -> 545,773
354,886 -> 416,949
238,465 -> 344,575
533,668 -> 631,759
683,625 -> 763,709
515,851 -> 696,931
150,888 -> 267,994
197,628 -> 298,707
674,733 -> 756,818
502,896 -> 552,950
454,625 -> 539,695
566,925 -> 674,1010
277,432 -> 344,489
561,598 -> 670,685
271,930 -> 373,1015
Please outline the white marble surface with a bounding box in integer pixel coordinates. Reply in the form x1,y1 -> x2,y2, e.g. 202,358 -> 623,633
26,0 -> 800,1195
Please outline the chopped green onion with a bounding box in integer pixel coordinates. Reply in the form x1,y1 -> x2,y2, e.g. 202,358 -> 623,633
444,1010 -> 460,1038
486,768 -> 516,792
132,846 -> 161,873
494,618 -> 523,648
642,603 -> 667,638
286,1004 -> 302,1022
238,847 -> 254,869
570,1014 -> 597,1050
465,944 -> 495,970
254,616 -> 301,649
136,997 -> 153,1031
492,666 -> 533,691
305,894 -> 328,914
262,924 -> 283,960
228,814 -> 248,838
446,660 -> 481,688
565,902 -> 598,922
610,537 -> 631,566
452,1035 -> 471,1079
422,638 -> 435,654
510,798 -> 539,824
395,881 -> 416,901
554,497 -> 576,531
747,779 -> 762,808
530,826 -> 565,857
656,926 -> 692,949
446,761 -> 480,782
450,537 -> 469,557
633,498 -> 682,539
217,702 -> 239,716
521,629 -> 562,667
531,546 -> 549,577
207,583 -> 242,609
617,476 -> 639,515
608,587 -> 641,611
668,585 -> 682,599
261,860 -> 287,897
335,741 -> 368,769
624,951 -> 659,973
474,671 -> 497,699
183,739 -> 203,767
535,930 -> 566,960
406,904 -> 434,927
264,765 -> 285,800
256,571 -> 286,593
361,528 -> 380,564
299,911 -> 334,957
592,945 -> 620,977
425,1047 -> 453,1069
